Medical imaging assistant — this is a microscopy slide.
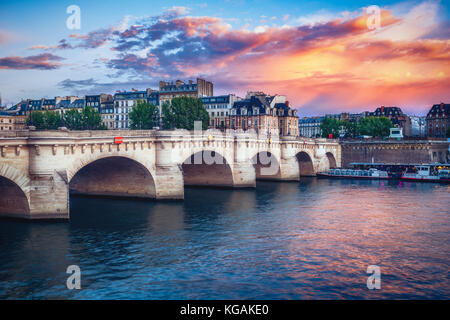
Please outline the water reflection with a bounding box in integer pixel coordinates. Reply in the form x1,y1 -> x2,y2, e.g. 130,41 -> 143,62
0,179 -> 449,299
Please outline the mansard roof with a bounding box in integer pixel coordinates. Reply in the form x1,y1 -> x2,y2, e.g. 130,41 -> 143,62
427,103 -> 450,117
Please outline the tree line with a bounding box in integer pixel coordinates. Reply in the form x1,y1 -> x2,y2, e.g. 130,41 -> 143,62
320,116 -> 394,139
27,97 -> 209,131
27,106 -> 106,130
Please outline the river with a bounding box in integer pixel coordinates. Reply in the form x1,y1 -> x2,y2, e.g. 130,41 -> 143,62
0,178 -> 449,299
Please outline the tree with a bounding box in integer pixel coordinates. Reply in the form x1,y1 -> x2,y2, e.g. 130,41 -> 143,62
342,120 -> 359,138
81,106 -> 105,130
63,109 -> 83,130
320,117 -> 341,138
162,101 -> 175,129
27,111 -> 61,130
129,101 -> 159,130
27,107 -> 104,130
62,107 -> 105,130
162,96 -> 209,130
27,111 -> 46,129
359,116 -> 392,138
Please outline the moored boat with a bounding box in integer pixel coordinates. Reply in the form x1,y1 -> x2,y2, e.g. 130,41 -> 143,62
401,165 -> 450,183
317,168 -> 390,180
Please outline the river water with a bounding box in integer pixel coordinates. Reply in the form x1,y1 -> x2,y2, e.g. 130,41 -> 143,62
0,178 -> 449,299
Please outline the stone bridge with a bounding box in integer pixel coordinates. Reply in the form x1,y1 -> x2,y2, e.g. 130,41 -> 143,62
0,129 -> 340,220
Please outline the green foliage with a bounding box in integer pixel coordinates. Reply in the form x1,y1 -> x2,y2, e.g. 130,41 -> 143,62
63,106 -> 105,130
129,101 -> 159,130
80,106 -> 105,130
27,111 -> 61,130
358,116 -> 392,138
162,101 -> 174,129
342,120 -> 359,138
27,107 -> 105,130
63,109 -> 83,130
320,117 -> 341,138
162,97 -> 209,130
318,116 -> 393,139
27,111 -> 45,129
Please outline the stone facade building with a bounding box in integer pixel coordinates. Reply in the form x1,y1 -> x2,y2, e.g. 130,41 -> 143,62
86,94 -> 114,129
426,103 -> 449,138
85,94 -> 113,112
201,94 -> 241,129
100,100 -> 115,129
229,92 -> 298,136
0,114 -> 26,131
158,78 -> 213,107
113,90 -> 147,129
371,106 -> 411,136
298,116 -> 324,138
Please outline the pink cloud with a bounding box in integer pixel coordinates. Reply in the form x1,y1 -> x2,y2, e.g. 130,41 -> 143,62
0,53 -> 64,70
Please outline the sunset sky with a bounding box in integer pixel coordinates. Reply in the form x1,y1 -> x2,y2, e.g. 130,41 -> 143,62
0,0 -> 449,115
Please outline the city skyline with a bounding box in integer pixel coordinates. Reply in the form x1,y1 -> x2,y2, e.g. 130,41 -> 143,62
0,0 -> 449,115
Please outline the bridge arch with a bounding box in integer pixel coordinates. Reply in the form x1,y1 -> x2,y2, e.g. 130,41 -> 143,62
296,150 -> 315,176
326,152 -> 337,169
251,151 -> 281,180
317,151 -> 338,173
0,164 -> 31,217
181,150 -> 234,187
69,155 -> 156,199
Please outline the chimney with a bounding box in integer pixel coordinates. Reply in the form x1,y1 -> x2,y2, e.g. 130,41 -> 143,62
159,81 -> 167,90
381,106 -> 384,113
285,101 -> 290,107
441,102 -> 444,111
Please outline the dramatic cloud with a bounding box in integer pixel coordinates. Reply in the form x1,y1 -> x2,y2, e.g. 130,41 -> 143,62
0,53 -> 64,70
99,10 -> 399,80
58,78 -> 98,89
29,39 -> 73,50
56,78 -> 157,96
21,1 -> 450,113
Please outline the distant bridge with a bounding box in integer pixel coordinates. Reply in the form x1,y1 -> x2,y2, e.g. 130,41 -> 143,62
0,129 -> 340,219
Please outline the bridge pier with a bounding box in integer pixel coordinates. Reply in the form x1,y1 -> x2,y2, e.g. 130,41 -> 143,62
154,165 -> 184,200
232,162 -> 256,188
279,158 -> 300,181
29,172 -> 69,219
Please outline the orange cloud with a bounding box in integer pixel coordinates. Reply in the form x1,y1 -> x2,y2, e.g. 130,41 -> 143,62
25,2 -> 450,113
